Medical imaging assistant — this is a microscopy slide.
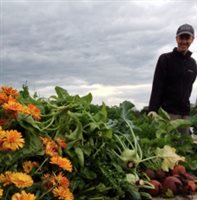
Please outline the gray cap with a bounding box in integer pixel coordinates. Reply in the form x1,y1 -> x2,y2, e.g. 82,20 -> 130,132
176,24 -> 194,37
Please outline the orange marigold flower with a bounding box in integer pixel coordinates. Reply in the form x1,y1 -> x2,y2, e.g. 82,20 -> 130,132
27,104 -> 41,120
0,171 -> 12,186
1,86 -> 19,98
55,172 -> 70,188
50,156 -> 72,172
45,142 -> 59,157
22,161 -> 39,174
0,188 -> 3,198
41,136 -> 60,156
42,172 -> 70,190
55,137 -> 67,149
11,190 -> 36,200
0,92 -> 9,105
0,128 -> 6,150
2,98 -> 23,113
21,105 -> 31,115
52,186 -> 74,200
10,172 -> 33,188
42,173 -> 56,189
40,136 -> 51,145
2,130 -> 25,151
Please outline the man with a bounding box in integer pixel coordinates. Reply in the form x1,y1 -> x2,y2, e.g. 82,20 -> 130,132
148,24 -> 197,133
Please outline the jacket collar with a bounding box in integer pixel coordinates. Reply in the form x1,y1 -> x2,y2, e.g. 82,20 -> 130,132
173,47 -> 192,58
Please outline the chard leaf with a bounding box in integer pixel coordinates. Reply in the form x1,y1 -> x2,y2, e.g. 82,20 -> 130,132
169,119 -> 191,130
155,145 -> 185,172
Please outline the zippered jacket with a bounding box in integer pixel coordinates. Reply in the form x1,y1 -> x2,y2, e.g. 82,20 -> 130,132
149,47 -> 197,115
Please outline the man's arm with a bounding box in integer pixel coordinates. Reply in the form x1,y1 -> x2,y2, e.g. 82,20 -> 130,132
148,54 -> 167,113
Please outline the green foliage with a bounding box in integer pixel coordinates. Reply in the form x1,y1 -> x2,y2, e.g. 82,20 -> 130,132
1,85 -> 196,199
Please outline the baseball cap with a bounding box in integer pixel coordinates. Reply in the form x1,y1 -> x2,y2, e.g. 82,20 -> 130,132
176,24 -> 194,37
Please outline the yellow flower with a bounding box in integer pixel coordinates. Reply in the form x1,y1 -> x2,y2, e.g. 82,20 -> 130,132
22,161 -> 39,173
10,172 -> 33,188
0,171 -> 13,186
2,129 -> 24,151
50,156 -> 72,172
0,188 -> 3,198
52,186 -> 74,200
155,145 -> 185,172
0,128 -> 6,150
11,190 -> 36,200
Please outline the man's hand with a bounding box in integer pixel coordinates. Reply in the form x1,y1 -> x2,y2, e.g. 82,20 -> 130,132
147,111 -> 158,118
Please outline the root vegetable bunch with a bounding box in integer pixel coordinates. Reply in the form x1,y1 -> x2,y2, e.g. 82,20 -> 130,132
145,164 -> 197,198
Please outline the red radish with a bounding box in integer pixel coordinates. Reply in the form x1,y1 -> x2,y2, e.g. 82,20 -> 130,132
172,164 -> 186,176
181,180 -> 197,194
148,180 -> 162,197
144,169 -> 156,180
162,176 -> 183,195
186,180 -> 196,192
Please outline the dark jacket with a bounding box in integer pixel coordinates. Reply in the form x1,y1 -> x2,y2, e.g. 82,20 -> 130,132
149,47 -> 197,115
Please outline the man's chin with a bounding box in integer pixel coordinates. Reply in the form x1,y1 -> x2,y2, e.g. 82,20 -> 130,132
177,47 -> 188,54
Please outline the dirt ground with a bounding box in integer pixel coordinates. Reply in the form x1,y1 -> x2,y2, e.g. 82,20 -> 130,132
152,193 -> 197,200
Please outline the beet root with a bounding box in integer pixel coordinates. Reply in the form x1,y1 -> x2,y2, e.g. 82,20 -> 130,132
162,176 -> 183,196
183,172 -> 197,181
144,169 -> 156,180
155,169 -> 166,181
148,180 -> 162,197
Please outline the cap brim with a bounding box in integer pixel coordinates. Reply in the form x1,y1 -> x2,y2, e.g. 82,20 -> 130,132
177,31 -> 194,37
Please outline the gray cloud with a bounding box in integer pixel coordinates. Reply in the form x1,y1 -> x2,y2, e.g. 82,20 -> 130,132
1,0 -> 197,109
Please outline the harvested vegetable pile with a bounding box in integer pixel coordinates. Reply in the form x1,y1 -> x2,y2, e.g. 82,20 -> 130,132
0,85 -> 196,200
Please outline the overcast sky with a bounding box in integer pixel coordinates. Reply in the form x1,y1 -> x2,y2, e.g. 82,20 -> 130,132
1,0 -> 197,110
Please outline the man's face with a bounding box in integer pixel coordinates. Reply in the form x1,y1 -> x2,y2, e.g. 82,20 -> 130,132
176,34 -> 194,54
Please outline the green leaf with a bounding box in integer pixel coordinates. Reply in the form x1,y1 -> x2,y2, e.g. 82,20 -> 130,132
75,147 -> 84,167
120,101 -> 135,120
102,129 -> 112,138
55,86 -> 69,99
80,93 -> 93,106
158,108 -> 171,120
17,114 -> 41,132
140,192 -> 152,200
22,131 -> 43,156
81,168 -> 97,180
94,104 -> 108,122
169,119 -> 191,130
66,111 -> 83,140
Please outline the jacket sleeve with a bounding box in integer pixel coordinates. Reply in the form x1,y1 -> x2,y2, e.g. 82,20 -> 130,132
148,54 -> 167,112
